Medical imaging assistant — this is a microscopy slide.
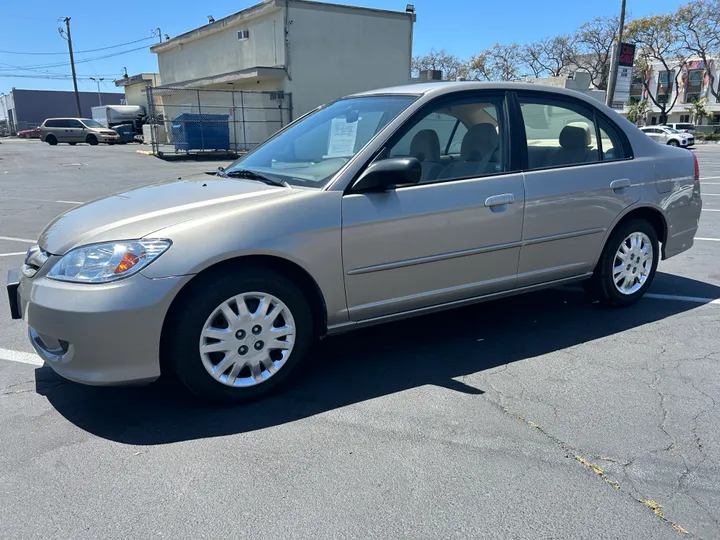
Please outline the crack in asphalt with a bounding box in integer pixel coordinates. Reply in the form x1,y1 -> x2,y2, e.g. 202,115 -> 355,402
479,345 -> 720,538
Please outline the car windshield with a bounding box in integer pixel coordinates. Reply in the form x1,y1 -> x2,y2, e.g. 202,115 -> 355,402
665,127 -> 682,134
224,95 -> 417,188
82,119 -> 104,128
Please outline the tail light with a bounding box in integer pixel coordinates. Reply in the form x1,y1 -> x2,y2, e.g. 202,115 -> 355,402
693,152 -> 700,181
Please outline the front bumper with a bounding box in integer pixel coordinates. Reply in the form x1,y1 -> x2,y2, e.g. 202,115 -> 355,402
97,133 -> 120,142
9,271 -> 191,385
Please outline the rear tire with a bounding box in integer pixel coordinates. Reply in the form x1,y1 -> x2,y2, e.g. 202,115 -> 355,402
69,142 -> 77,146
168,268 -> 314,404
46,135 -> 57,146
584,219 -> 659,307
86,134 -> 98,146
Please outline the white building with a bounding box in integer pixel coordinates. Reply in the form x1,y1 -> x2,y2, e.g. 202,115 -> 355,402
114,73 -> 162,109
150,0 -> 415,120
623,56 -> 720,127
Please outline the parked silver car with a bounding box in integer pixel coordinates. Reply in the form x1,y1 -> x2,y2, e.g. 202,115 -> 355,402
7,82 -> 702,403
640,126 -> 695,147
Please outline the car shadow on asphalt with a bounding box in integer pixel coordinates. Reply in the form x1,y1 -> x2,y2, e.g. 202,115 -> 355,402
35,272 -> 720,445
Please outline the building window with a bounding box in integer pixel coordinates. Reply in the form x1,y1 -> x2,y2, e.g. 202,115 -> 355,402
685,92 -> 701,103
688,70 -> 704,85
237,29 -> 250,41
651,116 -> 657,125
680,114 -> 690,123
656,94 -> 669,104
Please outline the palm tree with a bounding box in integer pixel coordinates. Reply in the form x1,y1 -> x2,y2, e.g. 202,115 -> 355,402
627,100 -> 650,126
685,98 -> 712,125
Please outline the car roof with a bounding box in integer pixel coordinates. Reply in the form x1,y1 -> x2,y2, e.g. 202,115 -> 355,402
44,117 -> 92,121
349,81 -> 605,105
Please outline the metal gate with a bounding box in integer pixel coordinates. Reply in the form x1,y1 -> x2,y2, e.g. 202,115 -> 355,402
144,86 -> 292,157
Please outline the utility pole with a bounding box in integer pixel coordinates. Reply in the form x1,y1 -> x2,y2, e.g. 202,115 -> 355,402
89,77 -> 104,105
605,0 -> 627,107
64,17 -> 82,117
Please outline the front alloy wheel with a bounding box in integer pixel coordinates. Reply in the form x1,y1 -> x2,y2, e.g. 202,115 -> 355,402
168,268 -> 313,404
200,292 -> 295,387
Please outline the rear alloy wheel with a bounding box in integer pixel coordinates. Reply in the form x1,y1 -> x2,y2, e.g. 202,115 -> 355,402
668,140 -> 679,147
46,135 -> 57,146
584,219 -> 659,307
86,134 -> 98,145
169,269 -> 313,404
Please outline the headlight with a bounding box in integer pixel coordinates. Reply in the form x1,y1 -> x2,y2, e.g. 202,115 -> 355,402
47,240 -> 171,283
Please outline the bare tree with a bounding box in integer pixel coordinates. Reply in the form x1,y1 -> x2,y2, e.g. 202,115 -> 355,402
675,0 -> 720,103
626,15 -> 687,124
411,49 -> 468,80
475,43 -> 526,81
523,36 -> 577,78
571,16 -> 620,90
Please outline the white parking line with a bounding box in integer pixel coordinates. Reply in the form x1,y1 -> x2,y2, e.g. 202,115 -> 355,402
0,196 -> 81,205
0,348 -> 43,367
697,238 -> 720,242
0,236 -> 35,243
704,209 -> 720,212
701,176 -> 720,180
0,252 -> 25,258
702,193 -> 720,196
645,293 -> 720,305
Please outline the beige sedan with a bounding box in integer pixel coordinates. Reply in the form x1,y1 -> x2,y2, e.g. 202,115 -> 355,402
8,82 -> 702,403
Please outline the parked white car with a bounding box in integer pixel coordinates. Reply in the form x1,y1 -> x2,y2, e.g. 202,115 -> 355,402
663,123 -> 696,135
639,126 -> 695,147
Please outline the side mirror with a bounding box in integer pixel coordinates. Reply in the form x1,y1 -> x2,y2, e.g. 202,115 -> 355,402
352,157 -> 421,192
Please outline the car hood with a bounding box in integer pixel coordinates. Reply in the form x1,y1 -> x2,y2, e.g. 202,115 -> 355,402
38,174 -> 296,255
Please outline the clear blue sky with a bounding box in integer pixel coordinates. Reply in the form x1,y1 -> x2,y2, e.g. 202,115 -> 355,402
1,0 -> 687,94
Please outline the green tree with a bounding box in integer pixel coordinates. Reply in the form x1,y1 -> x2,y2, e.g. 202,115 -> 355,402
685,98 -> 713,124
627,100 -> 651,125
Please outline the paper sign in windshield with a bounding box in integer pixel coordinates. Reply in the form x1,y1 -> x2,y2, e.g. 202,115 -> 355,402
327,118 -> 358,157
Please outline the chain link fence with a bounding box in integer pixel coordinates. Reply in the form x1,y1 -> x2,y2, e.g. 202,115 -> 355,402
144,86 -> 292,157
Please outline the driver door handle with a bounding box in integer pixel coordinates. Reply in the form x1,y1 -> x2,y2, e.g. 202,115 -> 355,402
485,193 -> 515,207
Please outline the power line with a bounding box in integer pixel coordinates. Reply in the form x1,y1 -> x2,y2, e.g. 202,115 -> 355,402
0,36 -> 155,56
0,44 -> 152,70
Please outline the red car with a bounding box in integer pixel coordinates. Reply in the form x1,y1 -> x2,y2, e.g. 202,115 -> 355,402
17,128 -> 42,139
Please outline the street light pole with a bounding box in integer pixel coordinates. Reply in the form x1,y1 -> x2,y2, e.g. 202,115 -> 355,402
89,77 -> 104,105
605,0 -> 628,107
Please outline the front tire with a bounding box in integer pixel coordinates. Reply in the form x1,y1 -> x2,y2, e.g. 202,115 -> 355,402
86,134 -> 98,145
584,219 -> 659,307
168,268 -> 314,404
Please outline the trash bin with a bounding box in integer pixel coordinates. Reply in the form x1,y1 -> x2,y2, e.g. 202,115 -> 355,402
171,113 -> 230,151
113,124 -> 135,144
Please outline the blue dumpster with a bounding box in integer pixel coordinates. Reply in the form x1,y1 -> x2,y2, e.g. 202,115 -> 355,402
113,124 -> 135,144
172,113 -> 230,151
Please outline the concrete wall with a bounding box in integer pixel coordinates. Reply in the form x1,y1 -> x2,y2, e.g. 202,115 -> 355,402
285,3 -> 413,116
11,89 -> 125,130
157,9 -> 285,85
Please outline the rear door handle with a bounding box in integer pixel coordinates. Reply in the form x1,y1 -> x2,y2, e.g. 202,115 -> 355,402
610,178 -> 631,190
485,193 -> 515,207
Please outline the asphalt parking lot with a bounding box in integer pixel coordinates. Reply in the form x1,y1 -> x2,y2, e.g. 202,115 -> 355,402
1,138 -> 719,539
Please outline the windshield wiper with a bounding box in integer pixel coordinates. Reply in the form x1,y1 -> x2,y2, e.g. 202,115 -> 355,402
223,168 -> 290,188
